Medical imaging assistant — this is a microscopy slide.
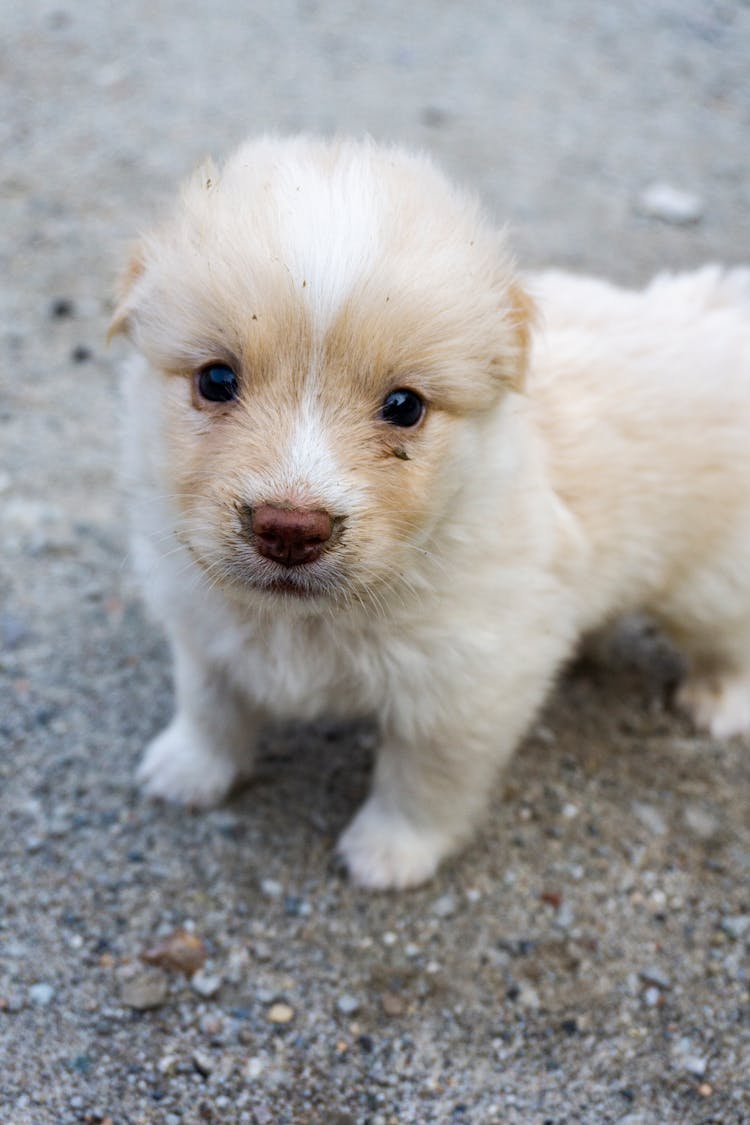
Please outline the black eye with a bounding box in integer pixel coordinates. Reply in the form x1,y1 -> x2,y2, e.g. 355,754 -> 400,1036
197,363 -> 239,403
380,389 -> 424,428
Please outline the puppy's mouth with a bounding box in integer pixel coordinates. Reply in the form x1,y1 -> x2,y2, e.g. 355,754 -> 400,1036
257,567 -> 333,598
221,547 -> 346,602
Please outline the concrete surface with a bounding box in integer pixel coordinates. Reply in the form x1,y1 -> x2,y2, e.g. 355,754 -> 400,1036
1,2 -> 749,1123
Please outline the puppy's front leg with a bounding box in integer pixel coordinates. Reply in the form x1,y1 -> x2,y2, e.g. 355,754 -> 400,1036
338,718 -> 515,890
137,637 -> 259,807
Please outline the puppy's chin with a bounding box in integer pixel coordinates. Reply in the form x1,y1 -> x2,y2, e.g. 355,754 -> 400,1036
195,546 -> 351,610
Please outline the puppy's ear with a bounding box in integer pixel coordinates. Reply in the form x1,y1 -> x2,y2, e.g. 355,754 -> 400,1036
106,244 -> 145,343
499,281 -> 535,393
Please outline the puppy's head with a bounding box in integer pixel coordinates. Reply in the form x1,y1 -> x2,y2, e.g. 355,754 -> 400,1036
113,137 -> 531,608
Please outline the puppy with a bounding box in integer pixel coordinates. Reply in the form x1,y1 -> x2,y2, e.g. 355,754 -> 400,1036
111,136 -> 750,889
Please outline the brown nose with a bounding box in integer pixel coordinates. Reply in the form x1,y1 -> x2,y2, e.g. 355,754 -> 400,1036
248,504 -> 334,567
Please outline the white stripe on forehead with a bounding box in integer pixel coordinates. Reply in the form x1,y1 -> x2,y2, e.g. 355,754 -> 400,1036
273,152 -> 380,333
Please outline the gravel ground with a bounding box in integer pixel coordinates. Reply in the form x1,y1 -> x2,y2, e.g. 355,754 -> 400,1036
2,2 -> 750,1123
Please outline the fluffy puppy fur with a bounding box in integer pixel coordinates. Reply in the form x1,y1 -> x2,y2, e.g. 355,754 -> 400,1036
112,136 -> 750,889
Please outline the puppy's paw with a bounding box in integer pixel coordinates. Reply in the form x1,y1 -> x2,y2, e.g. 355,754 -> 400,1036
337,798 -> 453,890
137,718 -> 243,807
676,671 -> 750,740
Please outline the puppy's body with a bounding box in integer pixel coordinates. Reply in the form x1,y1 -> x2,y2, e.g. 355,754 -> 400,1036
116,137 -> 750,887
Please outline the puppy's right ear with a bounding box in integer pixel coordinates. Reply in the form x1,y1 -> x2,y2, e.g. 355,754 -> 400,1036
106,244 -> 145,344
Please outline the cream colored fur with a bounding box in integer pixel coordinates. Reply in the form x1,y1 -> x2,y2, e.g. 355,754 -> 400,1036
115,136 -> 750,888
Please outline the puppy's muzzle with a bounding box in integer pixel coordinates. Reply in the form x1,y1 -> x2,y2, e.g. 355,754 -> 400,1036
243,504 -> 339,567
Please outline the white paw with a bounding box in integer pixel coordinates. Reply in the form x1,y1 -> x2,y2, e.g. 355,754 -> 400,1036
676,672 -> 750,739
337,798 -> 453,890
136,717 -> 243,807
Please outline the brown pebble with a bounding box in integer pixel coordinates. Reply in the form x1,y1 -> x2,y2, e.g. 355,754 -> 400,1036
540,889 -> 563,909
698,1083 -> 713,1097
142,929 -> 207,976
381,992 -> 405,1017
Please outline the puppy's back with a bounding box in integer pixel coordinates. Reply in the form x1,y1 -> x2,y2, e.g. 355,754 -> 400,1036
527,267 -> 750,627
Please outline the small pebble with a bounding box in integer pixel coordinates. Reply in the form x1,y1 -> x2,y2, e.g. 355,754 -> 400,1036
200,1013 -> 223,1036
680,1054 -> 708,1078
421,105 -> 449,128
672,1036 -> 708,1077
158,1054 -> 179,1076
191,969 -> 222,999
555,902 -> 575,930
640,965 -> 671,990
637,182 -> 704,225
534,725 -> 556,745
71,344 -> 92,363
244,1056 -> 265,1080
120,968 -> 168,1010
142,928 -> 207,976
253,941 -> 272,962
50,297 -> 75,318
192,1050 -> 213,1077
260,878 -> 283,899
267,1002 -> 294,1024
431,892 -> 457,918
283,895 -> 311,917
336,994 -> 361,1016
381,992 -> 405,1017
644,986 -> 661,1007
632,801 -> 667,836
29,983 -> 55,1006
720,914 -> 750,940
698,1083 -> 713,1097
517,982 -> 540,1010
683,804 -> 719,840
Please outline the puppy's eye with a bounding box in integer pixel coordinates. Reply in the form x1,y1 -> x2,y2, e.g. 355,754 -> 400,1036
197,363 -> 239,403
380,389 -> 425,428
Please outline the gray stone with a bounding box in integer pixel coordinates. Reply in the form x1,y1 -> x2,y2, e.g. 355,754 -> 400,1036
28,983 -> 55,1006
336,993 -> 361,1016
721,914 -> 750,940
120,968 -> 168,1010
640,965 -> 671,989
632,802 -> 667,836
191,969 -> 223,998
431,892 -> 457,918
683,803 -> 719,840
637,183 -> 704,225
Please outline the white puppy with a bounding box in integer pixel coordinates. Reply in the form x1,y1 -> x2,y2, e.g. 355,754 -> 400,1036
111,136 -> 750,889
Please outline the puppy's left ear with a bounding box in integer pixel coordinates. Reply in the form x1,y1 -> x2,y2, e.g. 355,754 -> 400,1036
106,244 -> 145,344
497,281 -> 535,393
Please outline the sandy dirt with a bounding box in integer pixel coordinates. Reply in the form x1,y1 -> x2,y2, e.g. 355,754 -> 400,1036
1,2 -> 749,1123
